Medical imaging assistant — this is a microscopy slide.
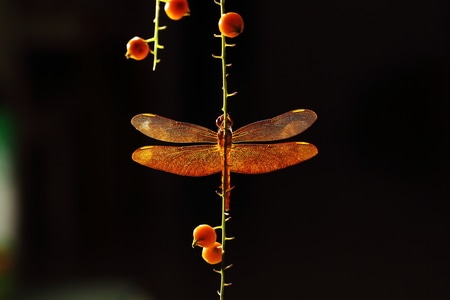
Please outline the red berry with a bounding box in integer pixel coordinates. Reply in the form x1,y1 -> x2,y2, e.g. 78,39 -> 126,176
218,12 -> 244,38
192,224 -> 217,248
202,242 -> 222,265
164,0 -> 190,21
125,37 -> 150,61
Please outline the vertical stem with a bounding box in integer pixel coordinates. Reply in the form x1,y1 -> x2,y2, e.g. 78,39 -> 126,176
219,179 -> 227,300
218,1 -> 228,300
152,0 -> 162,70
219,1 -> 228,119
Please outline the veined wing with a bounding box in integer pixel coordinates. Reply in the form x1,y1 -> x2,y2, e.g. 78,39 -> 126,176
233,109 -> 317,143
131,114 -> 217,143
132,144 -> 222,176
229,142 -> 318,174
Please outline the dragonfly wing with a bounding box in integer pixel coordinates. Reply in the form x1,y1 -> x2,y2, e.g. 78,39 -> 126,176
131,114 -> 217,143
132,144 -> 222,176
233,109 -> 317,143
229,142 -> 318,174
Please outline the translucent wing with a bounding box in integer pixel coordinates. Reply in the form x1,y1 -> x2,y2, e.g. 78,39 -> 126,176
132,145 -> 222,176
233,109 -> 317,143
131,114 -> 217,143
229,142 -> 318,174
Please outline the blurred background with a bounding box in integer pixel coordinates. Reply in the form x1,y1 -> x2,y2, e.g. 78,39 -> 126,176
1,0 -> 449,299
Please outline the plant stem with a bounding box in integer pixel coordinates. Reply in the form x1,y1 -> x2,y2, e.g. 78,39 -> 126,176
218,1 -> 229,299
152,0 -> 165,70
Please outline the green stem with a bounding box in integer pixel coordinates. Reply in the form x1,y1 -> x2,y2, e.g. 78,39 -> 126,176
218,1 -> 229,300
152,0 -> 165,70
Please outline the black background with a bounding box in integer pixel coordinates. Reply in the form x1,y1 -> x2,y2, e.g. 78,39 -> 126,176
1,0 -> 449,299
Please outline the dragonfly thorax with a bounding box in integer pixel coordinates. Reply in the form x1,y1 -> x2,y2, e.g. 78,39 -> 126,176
216,114 -> 233,148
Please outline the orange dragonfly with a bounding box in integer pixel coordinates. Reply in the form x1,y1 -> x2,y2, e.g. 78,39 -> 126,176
131,109 -> 318,211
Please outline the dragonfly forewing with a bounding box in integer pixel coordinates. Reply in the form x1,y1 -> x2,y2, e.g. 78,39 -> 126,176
131,114 -> 217,143
233,109 -> 317,143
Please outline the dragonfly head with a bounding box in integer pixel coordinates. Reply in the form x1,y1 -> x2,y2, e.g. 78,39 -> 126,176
216,114 -> 233,129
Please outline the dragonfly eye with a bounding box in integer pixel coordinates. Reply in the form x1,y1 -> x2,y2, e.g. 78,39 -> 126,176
216,114 -> 234,128
226,115 -> 233,127
216,115 -> 225,127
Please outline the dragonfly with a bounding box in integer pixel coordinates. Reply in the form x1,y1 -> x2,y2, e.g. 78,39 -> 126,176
131,109 -> 318,211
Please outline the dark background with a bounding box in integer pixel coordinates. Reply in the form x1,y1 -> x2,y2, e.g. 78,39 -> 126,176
1,0 -> 449,299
